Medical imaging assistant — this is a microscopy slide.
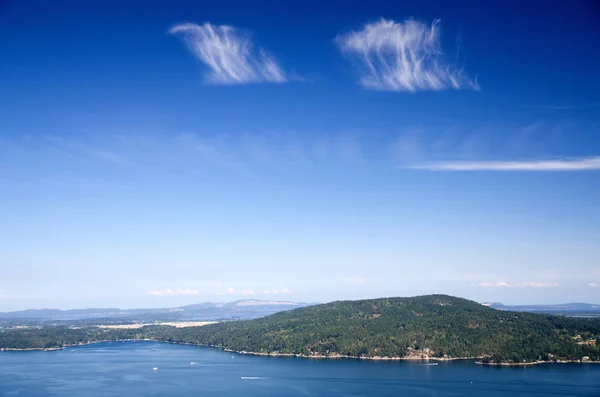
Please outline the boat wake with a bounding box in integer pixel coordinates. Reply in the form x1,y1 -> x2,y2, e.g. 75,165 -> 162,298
241,376 -> 267,380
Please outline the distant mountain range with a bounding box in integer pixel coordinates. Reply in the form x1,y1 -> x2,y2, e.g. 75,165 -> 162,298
481,302 -> 600,317
0,300 -> 315,323
3,299 -> 599,324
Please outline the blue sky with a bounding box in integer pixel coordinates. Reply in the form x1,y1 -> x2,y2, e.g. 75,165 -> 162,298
1,0 -> 599,310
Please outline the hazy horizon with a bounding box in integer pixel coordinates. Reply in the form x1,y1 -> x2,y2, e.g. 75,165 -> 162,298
1,0 -> 599,311
2,293 -> 600,313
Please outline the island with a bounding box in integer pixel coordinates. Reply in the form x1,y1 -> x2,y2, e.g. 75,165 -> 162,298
1,295 -> 599,365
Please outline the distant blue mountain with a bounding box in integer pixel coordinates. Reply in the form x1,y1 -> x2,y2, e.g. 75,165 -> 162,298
482,302 -> 600,317
5,299 -> 598,322
0,300 -> 316,322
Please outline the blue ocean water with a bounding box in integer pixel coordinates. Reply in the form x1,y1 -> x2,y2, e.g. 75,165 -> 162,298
0,341 -> 599,396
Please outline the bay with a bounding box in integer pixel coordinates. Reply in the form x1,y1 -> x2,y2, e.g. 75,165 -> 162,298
0,341 -> 599,396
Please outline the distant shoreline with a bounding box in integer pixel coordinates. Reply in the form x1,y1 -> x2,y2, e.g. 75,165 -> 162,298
223,348 -> 471,361
222,348 -> 600,366
0,339 -> 161,352
4,339 -> 597,366
475,360 -> 600,366
97,321 -> 217,329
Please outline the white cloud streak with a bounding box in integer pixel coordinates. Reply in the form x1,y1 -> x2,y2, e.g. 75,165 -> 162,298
150,289 -> 199,296
336,18 -> 478,92
475,281 -> 559,288
215,287 -> 290,296
411,157 -> 600,171
589,282 -> 598,288
517,282 -> 559,288
263,288 -> 291,295
476,281 -> 512,288
170,22 -> 287,84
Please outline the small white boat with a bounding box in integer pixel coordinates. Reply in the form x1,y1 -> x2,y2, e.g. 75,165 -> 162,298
152,367 -> 159,371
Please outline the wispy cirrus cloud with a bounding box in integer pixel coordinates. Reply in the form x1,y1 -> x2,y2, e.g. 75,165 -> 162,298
150,288 -> 199,296
411,157 -> 600,171
0,130 -> 367,188
336,18 -> 479,92
170,22 -> 287,84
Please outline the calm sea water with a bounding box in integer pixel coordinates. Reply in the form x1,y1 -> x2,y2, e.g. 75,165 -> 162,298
0,342 -> 599,396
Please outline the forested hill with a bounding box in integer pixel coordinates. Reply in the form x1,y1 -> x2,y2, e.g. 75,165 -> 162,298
1,295 -> 599,364
165,294 -> 600,363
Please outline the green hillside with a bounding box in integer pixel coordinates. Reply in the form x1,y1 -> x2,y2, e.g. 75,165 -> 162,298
164,294 -> 600,363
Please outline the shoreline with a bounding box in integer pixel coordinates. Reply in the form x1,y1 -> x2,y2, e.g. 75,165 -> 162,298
225,349 -> 600,366
475,360 -> 600,366
2,340 -> 599,366
222,348 -> 474,362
